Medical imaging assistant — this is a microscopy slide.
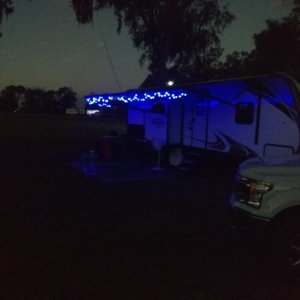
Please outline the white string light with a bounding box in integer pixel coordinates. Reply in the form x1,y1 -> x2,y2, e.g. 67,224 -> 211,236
85,90 -> 188,108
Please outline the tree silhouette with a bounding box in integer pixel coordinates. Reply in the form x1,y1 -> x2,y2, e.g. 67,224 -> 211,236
71,0 -> 234,86
253,1 -> 300,74
55,87 -> 77,114
0,85 -> 26,112
0,86 -> 78,114
20,88 -> 46,113
0,0 -> 14,36
19,87 -> 77,114
43,90 -> 59,114
217,0 -> 300,79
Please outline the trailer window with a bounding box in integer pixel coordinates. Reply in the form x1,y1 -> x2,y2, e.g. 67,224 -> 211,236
235,102 -> 254,124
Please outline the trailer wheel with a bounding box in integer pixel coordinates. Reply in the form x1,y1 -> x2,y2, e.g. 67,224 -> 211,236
169,147 -> 183,167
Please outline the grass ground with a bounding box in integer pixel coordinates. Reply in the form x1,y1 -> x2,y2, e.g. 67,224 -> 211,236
0,113 -> 300,299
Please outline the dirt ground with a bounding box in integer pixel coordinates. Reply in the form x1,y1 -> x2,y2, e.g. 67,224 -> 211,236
1,115 -> 300,299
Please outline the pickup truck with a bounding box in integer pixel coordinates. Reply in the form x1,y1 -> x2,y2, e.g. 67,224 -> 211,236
230,155 -> 300,269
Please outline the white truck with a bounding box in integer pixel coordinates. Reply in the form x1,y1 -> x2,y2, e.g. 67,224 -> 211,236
230,155 -> 300,269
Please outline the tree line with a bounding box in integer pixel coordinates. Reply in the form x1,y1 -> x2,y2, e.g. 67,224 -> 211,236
0,86 -> 77,114
1,0 -> 300,91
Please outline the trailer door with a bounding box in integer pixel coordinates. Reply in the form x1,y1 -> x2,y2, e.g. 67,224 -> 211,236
182,95 -> 209,148
191,97 -> 209,149
183,97 -> 194,146
167,101 -> 183,145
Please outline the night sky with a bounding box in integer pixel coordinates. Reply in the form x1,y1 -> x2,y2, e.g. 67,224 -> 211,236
0,0 -> 293,107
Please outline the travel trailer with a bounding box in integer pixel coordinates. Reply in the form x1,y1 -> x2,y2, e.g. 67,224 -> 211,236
85,74 -> 300,165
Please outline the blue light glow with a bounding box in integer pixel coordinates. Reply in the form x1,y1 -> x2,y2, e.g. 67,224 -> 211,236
85,76 -> 296,110
85,90 -> 188,108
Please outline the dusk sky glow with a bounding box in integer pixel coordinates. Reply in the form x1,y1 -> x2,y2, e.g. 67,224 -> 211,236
0,0 -> 293,106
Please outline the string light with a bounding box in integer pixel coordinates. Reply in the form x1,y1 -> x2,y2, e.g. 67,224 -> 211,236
85,90 -> 188,108
85,82 -> 292,109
